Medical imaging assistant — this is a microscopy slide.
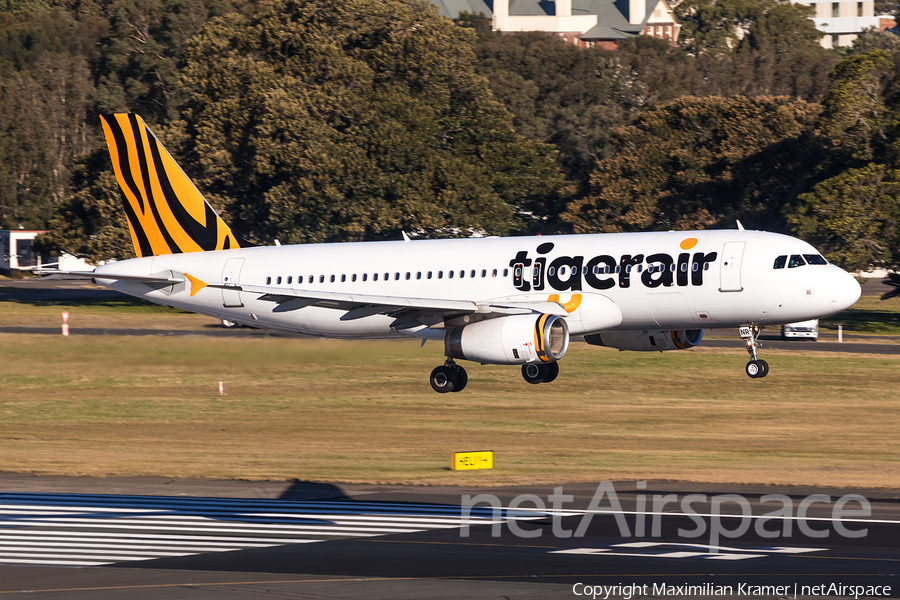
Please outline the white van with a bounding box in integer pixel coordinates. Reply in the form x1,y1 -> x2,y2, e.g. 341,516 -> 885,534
781,319 -> 818,340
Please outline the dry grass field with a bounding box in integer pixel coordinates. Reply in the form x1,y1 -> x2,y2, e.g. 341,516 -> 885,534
1,333 -> 897,489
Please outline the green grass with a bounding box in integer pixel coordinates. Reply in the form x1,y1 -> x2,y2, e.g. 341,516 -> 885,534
821,294 -> 900,334
1,334 -> 898,489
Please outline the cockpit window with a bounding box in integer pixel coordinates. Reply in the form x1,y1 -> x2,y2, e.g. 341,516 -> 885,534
788,254 -> 806,268
803,254 -> 828,265
773,255 -> 787,269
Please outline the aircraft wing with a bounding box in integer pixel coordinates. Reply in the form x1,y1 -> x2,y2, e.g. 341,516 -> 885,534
207,281 -> 569,328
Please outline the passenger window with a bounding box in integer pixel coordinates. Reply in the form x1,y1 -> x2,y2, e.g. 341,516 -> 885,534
788,255 -> 806,268
373,273 -> 378,281
287,276 -> 292,284
276,276 -> 282,284
459,270 -> 465,278
352,274 -> 357,282
503,268 -> 509,277
471,270 -> 476,278
341,274 -> 346,282
692,263 -> 698,272
559,266 -> 567,276
636,265 -> 642,273
615,266 -> 621,274
395,272 -> 400,280
427,271 -> 433,279
803,254 -> 828,265
416,272 -> 422,279
405,272 -> 411,280
704,263 -> 710,271
449,271 -> 454,279
548,267 -> 555,276
670,264 -> 676,272
330,275 -> 335,282
363,273 -> 367,281
384,273 -> 389,280
593,266 -> 600,274
680,264 -> 687,272
481,270 -> 487,277
266,277 -> 272,285
438,271 -> 444,279
319,275 -> 324,283
492,269 -> 498,277
604,265 -> 610,274
515,267 -> 522,278
773,255 -> 787,269
308,275 -> 313,284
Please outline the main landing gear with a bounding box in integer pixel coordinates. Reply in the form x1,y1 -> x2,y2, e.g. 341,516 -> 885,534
522,362 -> 560,385
741,324 -> 769,378
430,358 -> 468,393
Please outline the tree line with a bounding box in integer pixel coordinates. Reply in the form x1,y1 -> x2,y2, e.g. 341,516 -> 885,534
1,0 -> 898,271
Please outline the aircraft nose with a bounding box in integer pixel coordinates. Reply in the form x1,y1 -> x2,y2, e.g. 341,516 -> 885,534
829,269 -> 861,313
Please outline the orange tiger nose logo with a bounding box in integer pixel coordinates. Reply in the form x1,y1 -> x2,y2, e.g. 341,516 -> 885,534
548,294 -> 582,313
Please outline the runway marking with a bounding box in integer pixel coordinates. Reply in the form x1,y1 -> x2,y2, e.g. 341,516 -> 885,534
551,543 -> 829,561
0,492 -> 540,568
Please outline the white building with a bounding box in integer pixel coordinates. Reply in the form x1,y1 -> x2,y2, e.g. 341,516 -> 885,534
0,230 -> 94,275
791,0 -> 895,47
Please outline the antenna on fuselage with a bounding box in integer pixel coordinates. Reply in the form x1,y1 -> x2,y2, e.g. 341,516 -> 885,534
736,220 -> 745,231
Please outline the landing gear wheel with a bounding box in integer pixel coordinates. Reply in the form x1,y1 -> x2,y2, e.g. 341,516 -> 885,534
221,319 -> 237,328
746,360 -> 764,378
450,366 -> 468,392
430,365 -> 458,393
542,362 -> 560,384
522,363 -> 548,384
757,359 -> 769,378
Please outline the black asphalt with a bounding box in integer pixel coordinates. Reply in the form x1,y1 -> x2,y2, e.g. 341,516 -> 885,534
0,478 -> 896,599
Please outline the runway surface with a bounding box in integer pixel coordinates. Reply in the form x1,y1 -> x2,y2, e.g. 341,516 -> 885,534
0,478 -> 897,599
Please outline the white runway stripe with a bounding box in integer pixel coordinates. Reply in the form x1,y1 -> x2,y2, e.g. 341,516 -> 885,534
0,540 -> 275,552
0,492 -> 512,569
2,517 -> 422,534
0,506 -> 487,525
0,530 -> 319,544
0,533 -> 284,547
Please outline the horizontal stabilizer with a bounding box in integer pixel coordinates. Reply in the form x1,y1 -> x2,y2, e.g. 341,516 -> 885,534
36,270 -> 182,284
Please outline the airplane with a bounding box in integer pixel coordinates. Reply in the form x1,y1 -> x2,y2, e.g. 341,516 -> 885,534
41,113 -> 862,393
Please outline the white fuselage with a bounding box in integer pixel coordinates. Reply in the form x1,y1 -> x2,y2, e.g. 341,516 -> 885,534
95,230 -> 861,339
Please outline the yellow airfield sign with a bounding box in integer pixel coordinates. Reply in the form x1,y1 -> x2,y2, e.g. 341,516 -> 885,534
452,451 -> 493,471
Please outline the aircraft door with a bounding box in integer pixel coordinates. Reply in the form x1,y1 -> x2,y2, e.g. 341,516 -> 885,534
719,242 -> 745,292
222,258 -> 244,307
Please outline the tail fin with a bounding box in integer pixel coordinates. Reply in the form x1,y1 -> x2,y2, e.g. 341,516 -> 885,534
100,113 -> 239,257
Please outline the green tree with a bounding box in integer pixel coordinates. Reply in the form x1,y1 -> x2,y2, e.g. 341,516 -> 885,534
467,31 -> 645,195
786,164 -> 900,271
563,95 -> 824,234
36,147 -> 134,263
677,0 -> 835,100
175,0 -> 563,244
0,9 -> 97,229
818,50 -> 894,163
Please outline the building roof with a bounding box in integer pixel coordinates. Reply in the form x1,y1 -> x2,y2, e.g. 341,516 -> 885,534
430,0 -> 675,39
431,0 -> 493,19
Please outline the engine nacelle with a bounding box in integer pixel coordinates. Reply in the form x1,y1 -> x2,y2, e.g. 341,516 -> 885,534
445,314 -> 569,365
584,329 -> 704,352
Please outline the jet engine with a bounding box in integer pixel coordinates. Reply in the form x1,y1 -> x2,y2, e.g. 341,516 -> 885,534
445,314 -> 569,365
584,329 -> 704,352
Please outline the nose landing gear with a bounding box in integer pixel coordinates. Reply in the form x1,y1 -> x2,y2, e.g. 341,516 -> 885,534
430,358 -> 468,393
741,324 -> 769,378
